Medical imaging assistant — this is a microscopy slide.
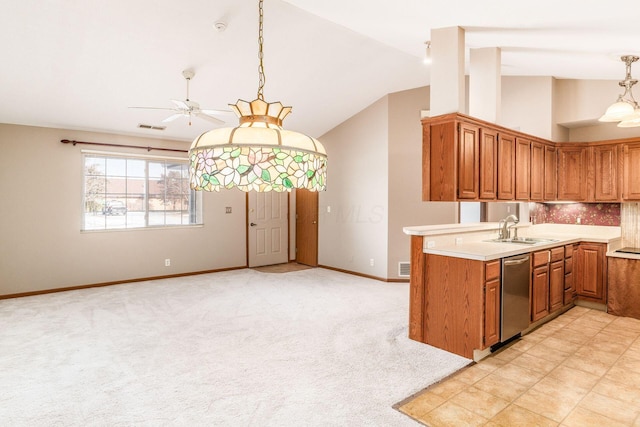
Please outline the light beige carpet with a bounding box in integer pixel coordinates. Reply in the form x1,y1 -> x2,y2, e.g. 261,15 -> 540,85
0,268 -> 470,426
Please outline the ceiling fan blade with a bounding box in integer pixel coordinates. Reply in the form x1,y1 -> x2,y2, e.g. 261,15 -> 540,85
201,108 -> 232,115
162,113 -> 184,123
196,112 -> 225,125
170,99 -> 190,110
129,106 -> 178,111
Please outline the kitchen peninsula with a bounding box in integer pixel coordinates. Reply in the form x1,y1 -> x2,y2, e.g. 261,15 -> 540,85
403,222 -> 621,360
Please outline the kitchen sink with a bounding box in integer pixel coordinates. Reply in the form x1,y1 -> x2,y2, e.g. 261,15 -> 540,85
485,237 -> 559,245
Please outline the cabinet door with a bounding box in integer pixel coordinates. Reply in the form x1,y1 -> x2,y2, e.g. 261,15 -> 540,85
549,260 -> 564,313
497,133 -> 516,200
557,146 -> 589,201
575,243 -> 606,303
623,143 -> 640,200
544,145 -> 557,201
594,145 -> 619,201
484,278 -> 501,347
530,141 -> 545,201
479,128 -> 498,200
515,138 -> 531,200
457,122 -> 480,199
532,265 -> 550,322
564,271 -> 574,305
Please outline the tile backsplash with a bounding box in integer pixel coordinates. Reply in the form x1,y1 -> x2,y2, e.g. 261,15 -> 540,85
529,203 -> 621,226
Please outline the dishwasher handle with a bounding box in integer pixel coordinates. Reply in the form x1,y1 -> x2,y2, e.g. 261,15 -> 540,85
503,256 -> 530,266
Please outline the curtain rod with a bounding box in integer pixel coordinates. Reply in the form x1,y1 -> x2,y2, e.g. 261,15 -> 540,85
61,139 -> 188,153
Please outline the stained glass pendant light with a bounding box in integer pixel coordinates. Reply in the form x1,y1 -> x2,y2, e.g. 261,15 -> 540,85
599,55 -> 640,127
189,0 -> 327,192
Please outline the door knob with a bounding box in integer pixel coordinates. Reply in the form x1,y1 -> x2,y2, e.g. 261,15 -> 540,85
250,222 -> 257,227
312,221 -> 317,224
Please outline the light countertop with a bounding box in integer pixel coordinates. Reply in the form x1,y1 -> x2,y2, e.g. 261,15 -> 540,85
403,223 -> 623,261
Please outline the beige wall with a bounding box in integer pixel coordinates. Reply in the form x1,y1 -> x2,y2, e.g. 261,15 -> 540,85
318,97 -> 390,278
387,87 -> 457,279
501,76 -> 554,139
0,124 -> 247,296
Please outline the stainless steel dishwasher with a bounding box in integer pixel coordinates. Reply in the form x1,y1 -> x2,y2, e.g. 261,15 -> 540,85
501,253 -> 531,342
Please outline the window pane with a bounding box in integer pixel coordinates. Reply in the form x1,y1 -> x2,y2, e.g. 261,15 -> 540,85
127,159 -> 145,177
106,157 -> 126,176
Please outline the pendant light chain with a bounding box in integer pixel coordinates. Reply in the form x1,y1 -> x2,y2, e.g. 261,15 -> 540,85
257,0 -> 265,101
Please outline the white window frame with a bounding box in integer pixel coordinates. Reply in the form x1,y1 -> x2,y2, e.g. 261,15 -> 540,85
82,150 -> 202,231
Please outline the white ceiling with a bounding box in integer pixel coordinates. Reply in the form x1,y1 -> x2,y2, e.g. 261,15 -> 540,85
1,0 -> 639,143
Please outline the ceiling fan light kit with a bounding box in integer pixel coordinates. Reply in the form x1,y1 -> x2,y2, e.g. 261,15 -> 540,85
188,0 -> 327,192
600,55 -> 640,127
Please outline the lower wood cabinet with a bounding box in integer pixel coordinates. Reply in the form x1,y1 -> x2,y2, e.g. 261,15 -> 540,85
531,246 -> 565,322
575,242 -> 607,304
417,253 -> 501,359
484,260 -> 501,348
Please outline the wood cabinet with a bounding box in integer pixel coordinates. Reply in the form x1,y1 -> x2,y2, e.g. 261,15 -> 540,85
544,145 -> 557,200
484,260 -> 501,348
623,142 -> 640,200
479,128 -> 498,200
557,146 -> 590,201
497,133 -> 516,200
564,244 -> 576,305
458,122 -> 480,199
515,137 -> 531,200
549,247 -> 565,313
532,246 -> 565,322
593,145 -> 620,201
422,112 -> 640,202
531,250 -> 550,322
416,252 -> 501,359
575,242 -> 607,304
530,141 -> 545,201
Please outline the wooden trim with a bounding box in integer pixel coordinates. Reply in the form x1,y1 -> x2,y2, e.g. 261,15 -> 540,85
317,265 -> 407,283
422,121 -> 431,201
0,266 -> 247,300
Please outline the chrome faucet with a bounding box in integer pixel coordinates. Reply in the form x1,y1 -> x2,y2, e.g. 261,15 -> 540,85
499,214 -> 519,240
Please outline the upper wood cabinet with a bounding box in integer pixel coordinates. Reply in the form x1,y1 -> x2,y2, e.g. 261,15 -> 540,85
557,146 -> 589,201
497,133 -> 516,200
530,141 -> 545,201
543,145 -> 557,200
623,142 -> 640,200
457,122 -> 480,199
425,115 -> 499,201
422,112 -> 640,202
479,128 -> 498,200
593,145 -> 620,201
515,138 -> 531,200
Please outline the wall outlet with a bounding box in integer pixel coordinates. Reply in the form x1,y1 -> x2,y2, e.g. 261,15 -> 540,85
370,258 -> 374,266
576,217 -> 581,224
327,206 -> 331,213
455,237 -> 463,245
427,240 -> 436,248
165,259 -> 171,267
225,207 -> 232,214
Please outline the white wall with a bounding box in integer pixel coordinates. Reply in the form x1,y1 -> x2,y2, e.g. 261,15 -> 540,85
318,97 -> 390,278
0,124 -> 247,295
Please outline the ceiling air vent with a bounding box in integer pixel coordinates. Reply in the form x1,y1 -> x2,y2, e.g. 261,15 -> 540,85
398,262 -> 410,277
138,123 -> 166,131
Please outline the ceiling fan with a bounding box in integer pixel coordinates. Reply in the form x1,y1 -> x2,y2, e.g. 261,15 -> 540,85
130,69 -> 226,126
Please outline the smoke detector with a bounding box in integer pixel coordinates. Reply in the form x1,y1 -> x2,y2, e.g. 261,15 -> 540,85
214,21 -> 227,32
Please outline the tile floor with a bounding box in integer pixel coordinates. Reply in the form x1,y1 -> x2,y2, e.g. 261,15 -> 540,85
398,306 -> 640,426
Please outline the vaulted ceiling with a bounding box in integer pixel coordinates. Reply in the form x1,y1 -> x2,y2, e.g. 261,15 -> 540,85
1,0 -> 639,142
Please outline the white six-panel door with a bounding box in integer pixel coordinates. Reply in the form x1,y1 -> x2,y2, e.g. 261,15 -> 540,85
248,191 -> 288,267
